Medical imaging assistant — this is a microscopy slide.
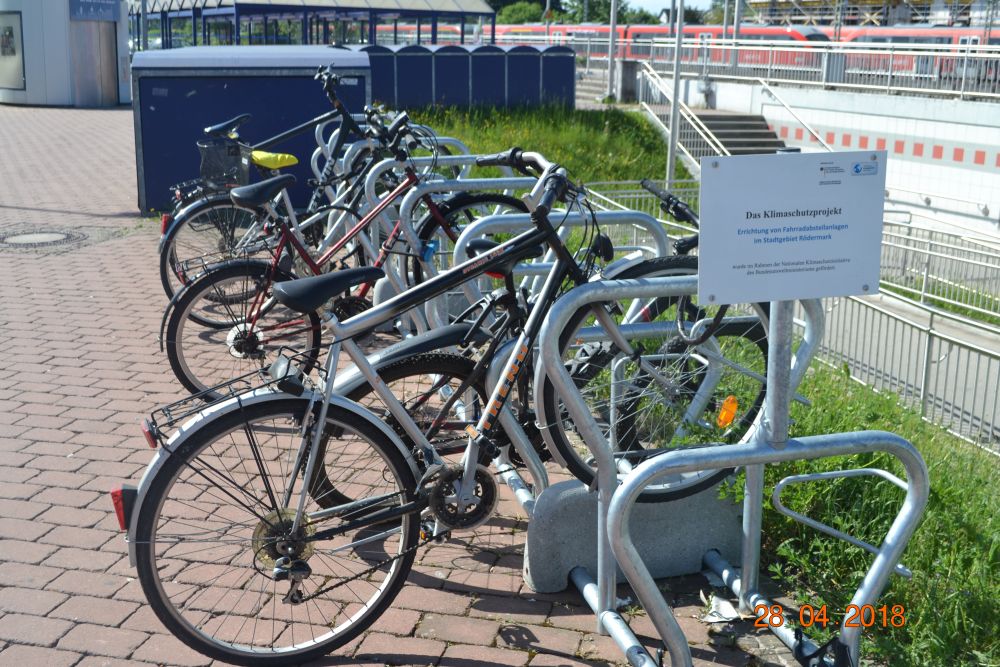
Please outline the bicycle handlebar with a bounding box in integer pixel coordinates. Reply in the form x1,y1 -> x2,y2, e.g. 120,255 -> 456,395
475,148 -> 555,176
639,178 -> 698,227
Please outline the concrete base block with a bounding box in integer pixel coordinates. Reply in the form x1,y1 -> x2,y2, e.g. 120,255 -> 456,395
523,479 -> 742,593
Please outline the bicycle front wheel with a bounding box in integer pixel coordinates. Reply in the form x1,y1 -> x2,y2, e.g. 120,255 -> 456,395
133,398 -> 420,667
538,255 -> 769,502
164,261 -> 322,399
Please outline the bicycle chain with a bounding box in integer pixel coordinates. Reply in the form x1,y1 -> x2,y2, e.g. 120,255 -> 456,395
298,526 -> 449,603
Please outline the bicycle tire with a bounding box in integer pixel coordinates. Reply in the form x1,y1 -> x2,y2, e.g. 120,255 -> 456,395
159,196 -> 262,302
537,255 -> 769,502
164,261 -> 322,400
133,398 -> 419,666
407,192 -> 529,288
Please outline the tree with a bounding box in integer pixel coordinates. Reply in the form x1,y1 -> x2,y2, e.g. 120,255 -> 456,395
623,7 -> 659,23
497,0 -> 545,22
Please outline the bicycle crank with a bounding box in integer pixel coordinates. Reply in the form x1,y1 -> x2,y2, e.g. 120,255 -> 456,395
428,464 -> 498,532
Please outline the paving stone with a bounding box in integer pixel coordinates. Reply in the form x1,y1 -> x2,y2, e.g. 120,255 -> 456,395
45,570 -> 130,598
469,594 -> 552,625
0,613 -> 74,647
496,623 -> 582,656
0,643 -> 81,667
131,634 -> 213,666
415,614 -> 500,644
50,596 -> 139,626
439,643 -> 530,666
0,587 -> 68,616
58,624 -> 148,658
0,562 -> 64,589
355,632 -> 446,666
0,539 -> 59,565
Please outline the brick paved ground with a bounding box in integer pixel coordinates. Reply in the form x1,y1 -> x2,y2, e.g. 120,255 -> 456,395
0,105 -> 796,667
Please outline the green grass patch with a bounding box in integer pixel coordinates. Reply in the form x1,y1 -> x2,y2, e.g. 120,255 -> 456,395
729,364 -> 999,666
411,106 -> 681,183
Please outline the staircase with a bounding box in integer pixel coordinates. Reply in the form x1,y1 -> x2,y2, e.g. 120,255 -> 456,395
575,69 -> 610,109
693,111 -> 786,155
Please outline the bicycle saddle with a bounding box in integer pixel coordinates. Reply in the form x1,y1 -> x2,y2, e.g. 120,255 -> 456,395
273,267 -> 386,314
230,174 -> 296,211
466,238 -> 544,275
204,113 -> 252,138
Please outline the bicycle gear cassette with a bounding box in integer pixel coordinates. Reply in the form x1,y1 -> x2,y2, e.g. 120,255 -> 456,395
428,464 -> 498,531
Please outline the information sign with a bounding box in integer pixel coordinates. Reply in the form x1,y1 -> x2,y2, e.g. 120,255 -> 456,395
698,151 -> 886,304
69,0 -> 120,22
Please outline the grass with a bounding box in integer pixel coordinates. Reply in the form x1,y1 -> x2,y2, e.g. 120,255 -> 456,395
725,363 -> 999,666
411,106 -> 681,184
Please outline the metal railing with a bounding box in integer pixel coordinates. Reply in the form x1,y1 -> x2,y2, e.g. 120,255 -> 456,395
508,35 -> 1000,100
636,64 -> 729,177
881,222 -> 1000,318
812,296 -> 1000,451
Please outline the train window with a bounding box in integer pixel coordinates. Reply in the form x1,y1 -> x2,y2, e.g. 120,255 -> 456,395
989,38 -> 1000,45
805,33 -> 830,41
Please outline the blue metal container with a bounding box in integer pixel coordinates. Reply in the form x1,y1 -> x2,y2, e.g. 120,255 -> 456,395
131,46 -> 370,212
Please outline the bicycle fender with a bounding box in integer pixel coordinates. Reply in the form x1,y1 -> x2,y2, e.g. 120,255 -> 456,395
331,323 -> 490,396
157,192 -> 234,252
125,389 -> 419,566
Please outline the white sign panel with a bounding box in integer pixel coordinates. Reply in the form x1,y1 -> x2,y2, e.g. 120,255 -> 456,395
698,151 -> 886,305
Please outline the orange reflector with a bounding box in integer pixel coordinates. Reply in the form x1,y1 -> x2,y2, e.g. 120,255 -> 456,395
464,425 -> 479,440
716,395 -> 739,428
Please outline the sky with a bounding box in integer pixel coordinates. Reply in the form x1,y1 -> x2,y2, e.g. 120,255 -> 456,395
628,0 -> 713,19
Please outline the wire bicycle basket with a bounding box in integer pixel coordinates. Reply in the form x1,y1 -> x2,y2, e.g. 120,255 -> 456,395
197,137 -> 252,188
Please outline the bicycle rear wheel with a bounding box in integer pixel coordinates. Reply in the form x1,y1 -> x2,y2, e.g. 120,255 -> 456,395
133,398 -> 419,666
160,197 -> 263,301
164,261 -> 322,400
537,255 -> 769,502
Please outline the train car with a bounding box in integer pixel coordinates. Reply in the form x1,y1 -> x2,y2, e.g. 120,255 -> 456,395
822,24 -> 999,45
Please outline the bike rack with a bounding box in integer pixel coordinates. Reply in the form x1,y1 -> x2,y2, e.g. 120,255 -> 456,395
453,210 -> 672,313
535,278 -> 929,666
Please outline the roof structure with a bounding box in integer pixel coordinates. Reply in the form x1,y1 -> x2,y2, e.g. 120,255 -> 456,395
126,0 -> 495,16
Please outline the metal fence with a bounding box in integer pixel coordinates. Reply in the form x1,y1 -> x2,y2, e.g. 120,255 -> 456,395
881,222 -> 1000,319
810,296 -> 1000,451
589,183 -> 1000,452
506,35 -> 1000,101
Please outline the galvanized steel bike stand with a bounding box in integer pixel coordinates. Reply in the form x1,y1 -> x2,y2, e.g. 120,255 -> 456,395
538,279 -> 930,667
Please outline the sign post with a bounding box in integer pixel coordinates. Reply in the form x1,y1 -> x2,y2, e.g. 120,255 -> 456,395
699,149 -> 887,613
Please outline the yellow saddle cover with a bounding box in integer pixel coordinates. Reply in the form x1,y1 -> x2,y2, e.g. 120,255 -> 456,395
251,150 -> 299,170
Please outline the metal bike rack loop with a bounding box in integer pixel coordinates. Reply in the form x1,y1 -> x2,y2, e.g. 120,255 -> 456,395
536,278 -> 929,666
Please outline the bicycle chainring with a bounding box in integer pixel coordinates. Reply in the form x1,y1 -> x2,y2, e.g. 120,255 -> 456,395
428,464 -> 498,532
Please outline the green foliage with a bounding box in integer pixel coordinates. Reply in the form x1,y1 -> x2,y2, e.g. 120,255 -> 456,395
497,0 -> 544,23
411,106 -> 671,182
726,365 -> 1000,666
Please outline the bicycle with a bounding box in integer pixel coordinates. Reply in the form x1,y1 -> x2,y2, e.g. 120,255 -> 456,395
114,151 -> 768,665
160,134 -> 528,399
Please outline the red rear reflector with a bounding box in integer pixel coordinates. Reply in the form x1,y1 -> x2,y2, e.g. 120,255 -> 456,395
142,420 -> 158,448
111,488 -> 128,531
485,271 -> 504,279
160,214 -> 172,234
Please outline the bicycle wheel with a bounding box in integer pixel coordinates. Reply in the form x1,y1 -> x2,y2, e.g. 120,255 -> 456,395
407,192 -> 529,287
133,398 -> 419,666
160,197 -> 263,301
538,255 -> 769,502
165,261 -> 322,400
345,353 -> 486,460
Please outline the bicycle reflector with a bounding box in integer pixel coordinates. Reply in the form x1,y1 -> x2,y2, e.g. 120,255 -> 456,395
141,420 -> 158,448
161,213 -> 173,235
110,485 -> 138,531
716,395 -> 739,429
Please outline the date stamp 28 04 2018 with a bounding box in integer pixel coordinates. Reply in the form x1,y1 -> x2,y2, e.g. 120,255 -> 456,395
754,604 -> 907,629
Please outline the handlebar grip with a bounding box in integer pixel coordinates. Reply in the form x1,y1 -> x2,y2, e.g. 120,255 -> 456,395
475,147 -> 523,168
639,178 -> 672,202
535,173 -> 567,217
386,111 -> 409,139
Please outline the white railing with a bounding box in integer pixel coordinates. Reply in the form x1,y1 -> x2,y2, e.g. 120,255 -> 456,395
502,35 -> 1000,100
